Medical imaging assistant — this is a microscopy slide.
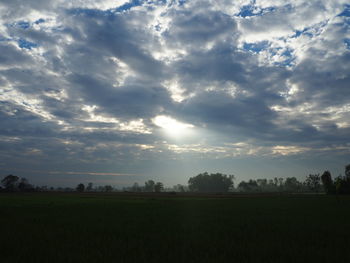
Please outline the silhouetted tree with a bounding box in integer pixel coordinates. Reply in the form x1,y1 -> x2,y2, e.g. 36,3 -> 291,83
284,177 -> 302,192
18,178 -> 34,192
188,172 -> 234,192
76,183 -> 85,192
131,182 -> 142,192
257,179 -> 267,189
154,182 -> 164,193
278,178 -> 284,188
238,179 -> 258,192
1,175 -> 19,191
305,174 -> 321,192
334,175 -> 350,195
335,175 -> 346,194
345,164 -> 350,179
39,186 -> 48,192
173,184 -> 186,192
321,171 -> 335,194
265,179 -> 279,191
86,182 -> 93,191
104,185 -> 113,192
144,180 -> 155,192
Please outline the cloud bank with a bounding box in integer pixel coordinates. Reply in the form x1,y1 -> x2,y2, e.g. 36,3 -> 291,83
0,0 -> 349,185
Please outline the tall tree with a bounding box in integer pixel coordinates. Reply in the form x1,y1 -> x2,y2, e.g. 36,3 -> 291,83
154,182 -> 164,193
238,180 -> 258,192
305,174 -> 321,192
18,178 -> 33,192
104,185 -> 113,192
321,171 -> 334,194
131,182 -> 141,192
86,182 -> 93,191
173,184 -> 186,192
284,177 -> 302,192
1,175 -> 19,191
76,183 -> 85,192
256,179 -> 267,189
144,180 -> 155,192
345,164 -> 350,179
333,164 -> 350,194
188,172 -> 234,192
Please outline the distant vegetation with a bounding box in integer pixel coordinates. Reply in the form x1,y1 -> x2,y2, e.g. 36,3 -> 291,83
1,164 -> 350,194
188,172 -> 234,192
0,175 -> 34,192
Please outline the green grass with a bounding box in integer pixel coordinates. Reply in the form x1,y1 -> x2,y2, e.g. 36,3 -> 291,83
1,193 -> 350,262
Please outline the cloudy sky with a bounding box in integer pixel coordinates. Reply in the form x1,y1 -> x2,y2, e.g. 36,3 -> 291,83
0,0 -> 349,187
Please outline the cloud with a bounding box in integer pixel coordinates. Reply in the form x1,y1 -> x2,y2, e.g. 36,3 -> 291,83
0,0 -> 349,184
0,43 -> 33,66
164,8 -> 237,47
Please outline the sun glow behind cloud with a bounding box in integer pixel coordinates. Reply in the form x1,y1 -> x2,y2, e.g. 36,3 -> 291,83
152,115 -> 194,138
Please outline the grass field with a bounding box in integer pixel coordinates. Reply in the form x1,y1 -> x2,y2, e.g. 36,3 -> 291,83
1,193 -> 350,263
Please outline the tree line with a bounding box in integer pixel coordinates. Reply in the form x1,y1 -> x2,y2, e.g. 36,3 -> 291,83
320,164 -> 350,194
0,175 -> 34,192
1,164 -> 349,194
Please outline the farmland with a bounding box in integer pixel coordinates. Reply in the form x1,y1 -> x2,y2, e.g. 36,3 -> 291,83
1,193 -> 350,262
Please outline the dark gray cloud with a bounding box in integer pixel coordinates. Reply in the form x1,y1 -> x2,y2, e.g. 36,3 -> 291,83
68,73 -> 173,119
0,43 -> 33,65
164,9 -> 237,46
290,52 -> 350,106
62,9 -> 166,79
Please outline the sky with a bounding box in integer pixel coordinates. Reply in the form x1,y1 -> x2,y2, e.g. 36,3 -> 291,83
0,0 -> 349,187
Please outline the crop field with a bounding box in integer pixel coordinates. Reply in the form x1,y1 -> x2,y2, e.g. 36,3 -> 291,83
1,193 -> 350,263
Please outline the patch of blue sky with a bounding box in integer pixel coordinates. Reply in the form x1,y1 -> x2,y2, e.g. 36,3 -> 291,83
342,17 -> 350,26
115,0 -> 168,12
243,41 -> 295,67
279,49 -> 290,57
17,21 -> 31,29
151,0 -> 167,5
277,49 -> 295,66
243,41 -> 270,53
68,8 -> 116,18
272,48 -> 295,67
18,39 -> 38,50
0,36 -> 11,42
7,21 -> 31,30
154,23 -> 162,31
68,1 -> 167,16
344,39 -> 350,49
178,0 -> 186,6
115,0 -> 145,12
292,28 -> 313,38
8,19 -> 46,30
293,30 -> 303,38
273,58 -> 295,67
237,3 -> 276,18
34,18 -> 46,24
292,20 -> 330,40
338,5 -> 350,17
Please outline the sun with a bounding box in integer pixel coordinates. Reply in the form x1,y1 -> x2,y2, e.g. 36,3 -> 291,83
152,115 -> 194,137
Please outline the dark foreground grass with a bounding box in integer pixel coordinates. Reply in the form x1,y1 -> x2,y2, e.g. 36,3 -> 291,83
1,193 -> 350,263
